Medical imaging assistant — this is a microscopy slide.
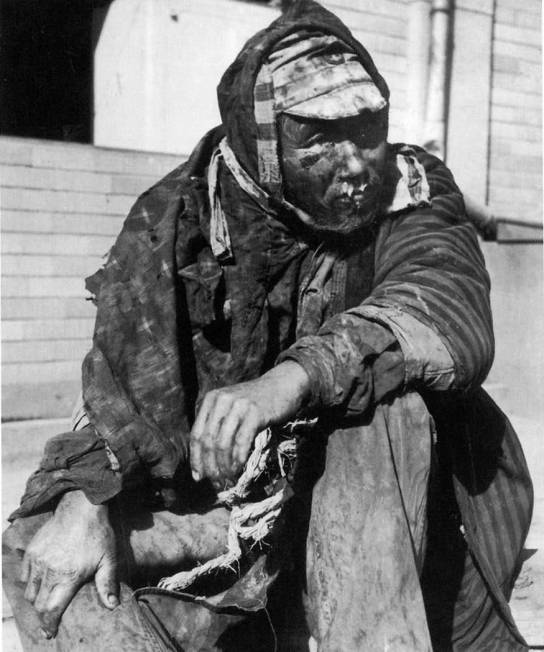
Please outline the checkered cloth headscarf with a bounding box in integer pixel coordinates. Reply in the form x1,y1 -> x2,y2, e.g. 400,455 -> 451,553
252,32 -> 388,195
253,62 -> 283,194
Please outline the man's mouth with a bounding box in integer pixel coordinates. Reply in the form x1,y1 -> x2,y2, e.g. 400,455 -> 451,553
332,189 -> 376,214
352,191 -> 366,204
333,195 -> 354,210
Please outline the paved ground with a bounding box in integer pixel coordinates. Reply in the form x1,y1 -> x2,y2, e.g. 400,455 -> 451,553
2,414 -> 543,650
2,418 -> 71,652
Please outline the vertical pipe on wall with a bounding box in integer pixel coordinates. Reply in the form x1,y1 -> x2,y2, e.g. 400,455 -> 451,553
485,0 -> 498,206
407,0 -> 432,145
423,0 -> 453,160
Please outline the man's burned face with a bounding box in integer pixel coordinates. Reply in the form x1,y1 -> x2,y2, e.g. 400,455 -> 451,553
280,110 -> 388,235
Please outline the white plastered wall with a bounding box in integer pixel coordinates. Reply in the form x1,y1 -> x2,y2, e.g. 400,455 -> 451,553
93,0 -> 280,155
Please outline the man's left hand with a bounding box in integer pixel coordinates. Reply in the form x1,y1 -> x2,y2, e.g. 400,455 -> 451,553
190,360 -> 310,487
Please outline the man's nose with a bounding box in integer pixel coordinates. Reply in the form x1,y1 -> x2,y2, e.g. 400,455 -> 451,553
337,141 -> 366,181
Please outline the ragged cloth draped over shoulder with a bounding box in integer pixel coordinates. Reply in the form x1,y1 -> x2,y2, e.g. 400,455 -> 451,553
11,1 -> 532,650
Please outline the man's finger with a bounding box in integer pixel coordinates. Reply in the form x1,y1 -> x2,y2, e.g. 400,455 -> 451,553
190,428 -> 205,481
232,412 -> 261,473
201,438 -> 221,485
95,555 -> 119,610
34,567 -> 61,613
190,439 -> 202,481
23,562 -> 43,603
20,552 -> 31,583
190,395 -> 214,480
216,410 -> 242,478
205,393 -> 232,442
39,580 -> 81,638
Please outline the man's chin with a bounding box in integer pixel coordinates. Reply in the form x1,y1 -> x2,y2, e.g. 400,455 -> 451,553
310,207 -> 378,238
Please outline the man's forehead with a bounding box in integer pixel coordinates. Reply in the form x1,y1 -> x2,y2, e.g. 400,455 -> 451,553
268,33 -> 387,120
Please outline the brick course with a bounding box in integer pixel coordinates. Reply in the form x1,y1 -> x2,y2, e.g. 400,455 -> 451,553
1,0 -> 541,420
489,0 -> 542,217
1,136 -> 184,419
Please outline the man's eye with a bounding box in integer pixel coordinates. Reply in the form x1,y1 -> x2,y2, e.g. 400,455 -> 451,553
352,130 -> 382,149
300,130 -> 324,147
354,132 -> 369,146
347,125 -> 368,141
299,153 -> 321,167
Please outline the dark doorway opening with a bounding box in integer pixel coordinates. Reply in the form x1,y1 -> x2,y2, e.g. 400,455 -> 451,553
0,0 -> 99,143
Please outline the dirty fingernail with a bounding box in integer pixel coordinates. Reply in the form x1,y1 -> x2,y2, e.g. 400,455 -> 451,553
108,594 -> 119,608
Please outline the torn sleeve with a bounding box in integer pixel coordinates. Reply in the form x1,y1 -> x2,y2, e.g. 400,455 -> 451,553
278,317 -> 405,416
9,424 -> 127,521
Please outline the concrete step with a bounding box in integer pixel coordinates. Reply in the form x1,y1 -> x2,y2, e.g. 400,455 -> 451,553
2,418 -> 71,524
511,547 -> 544,646
508,415 -> 544,647
2,618 -> 23,652
2,419 -> 71,651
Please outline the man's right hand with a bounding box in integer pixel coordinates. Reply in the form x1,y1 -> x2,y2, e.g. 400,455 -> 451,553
21,490 -> 119,639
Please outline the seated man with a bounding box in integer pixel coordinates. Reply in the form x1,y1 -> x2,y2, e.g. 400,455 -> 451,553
3,1 -> 533,650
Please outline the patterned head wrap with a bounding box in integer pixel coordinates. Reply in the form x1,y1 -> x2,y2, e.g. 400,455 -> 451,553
253,32 -> 388,194
270,33 -> 387,118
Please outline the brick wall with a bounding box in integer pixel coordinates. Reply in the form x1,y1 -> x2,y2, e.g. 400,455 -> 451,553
481,0 -> 543,421
321,0 -> 409,141
489,0 -> 542,221
0,0 -> 412,422
2,0 -> 542,422
1,137 -> 183,419
482,242 -> 544,422
93,0 -> 411,154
